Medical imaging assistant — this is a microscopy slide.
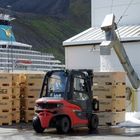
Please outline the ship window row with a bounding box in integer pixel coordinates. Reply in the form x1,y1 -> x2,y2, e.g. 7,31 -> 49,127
0,63 -> 63,68
0,46 -> 54,57
0,64 -> 52,69
0,45 -> 30,50
0,46 -> 40,54
0,54 -> 54,60
0,59 -> 62,66
0,66 -> 63,71
31,61 -> 60,65
11,49 -> 40,55
0,47 -> 54,58
8,46 -> 30,50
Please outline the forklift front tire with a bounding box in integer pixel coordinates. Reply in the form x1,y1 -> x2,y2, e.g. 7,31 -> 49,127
56,116 -> 71,134
33,116 -> 45,133
88,114 -> 99,130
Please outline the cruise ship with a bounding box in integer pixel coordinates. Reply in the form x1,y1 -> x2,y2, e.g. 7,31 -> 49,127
0,13 -> 65,72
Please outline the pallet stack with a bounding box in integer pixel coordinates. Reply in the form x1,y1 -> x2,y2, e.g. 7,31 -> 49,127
11,74 -> 22,123
0,72 -> 44,125
0,73 -> 12,125
20,73 -> 44,122
93,72 -> 126,126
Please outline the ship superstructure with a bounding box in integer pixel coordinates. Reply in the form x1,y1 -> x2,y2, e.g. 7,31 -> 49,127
0,14 -> 65,72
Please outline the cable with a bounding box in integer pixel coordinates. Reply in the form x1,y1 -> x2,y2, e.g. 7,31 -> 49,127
110,0 -> 114,13
116,0 -> 133,41
117,0 -> 134,25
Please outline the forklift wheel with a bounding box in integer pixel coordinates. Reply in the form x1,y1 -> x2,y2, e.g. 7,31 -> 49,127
88,114 -> 99,130
56,116 -> 71,134
33,116 -> 45,133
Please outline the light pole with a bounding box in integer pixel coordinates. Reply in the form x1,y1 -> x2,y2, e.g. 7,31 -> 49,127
7,5 -> 14,72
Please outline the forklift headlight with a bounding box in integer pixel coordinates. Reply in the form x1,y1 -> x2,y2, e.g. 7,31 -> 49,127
56,103 -> 63,108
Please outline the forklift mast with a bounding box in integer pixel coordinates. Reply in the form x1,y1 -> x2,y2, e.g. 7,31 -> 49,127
100,14 -> 140,89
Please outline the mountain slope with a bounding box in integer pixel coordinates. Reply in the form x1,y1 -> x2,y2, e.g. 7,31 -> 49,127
0,0 -> 70,17
0,0 -> 91,62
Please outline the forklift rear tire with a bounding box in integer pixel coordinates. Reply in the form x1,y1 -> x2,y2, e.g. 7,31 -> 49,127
56,116 -> 71,134
33,116 -> 45,133
88,114 -> 98,130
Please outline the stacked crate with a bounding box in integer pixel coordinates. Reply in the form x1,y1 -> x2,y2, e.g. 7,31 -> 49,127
0,73 -> 12,125
11,74 -> 22,123
20,73 -> 44,122
93,72 -> 126,126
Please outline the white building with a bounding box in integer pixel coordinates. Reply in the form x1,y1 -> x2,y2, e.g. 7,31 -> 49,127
63,0 -> 140,111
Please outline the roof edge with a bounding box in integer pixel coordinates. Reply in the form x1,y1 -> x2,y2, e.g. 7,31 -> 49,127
63,25 -> 140,47
63,38 -> 140,47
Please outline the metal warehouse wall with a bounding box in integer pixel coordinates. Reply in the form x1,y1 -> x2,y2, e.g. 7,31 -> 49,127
65,42 -> 140,81
65,45 -> 100,70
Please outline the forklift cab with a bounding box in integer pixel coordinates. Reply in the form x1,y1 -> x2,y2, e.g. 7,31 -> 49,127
40,70 -> 93,112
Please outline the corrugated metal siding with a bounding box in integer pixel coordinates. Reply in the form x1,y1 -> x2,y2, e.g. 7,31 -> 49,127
63,25 -> 140,46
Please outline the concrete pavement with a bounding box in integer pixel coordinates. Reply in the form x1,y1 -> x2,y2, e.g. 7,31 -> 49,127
0,123 -> 140,140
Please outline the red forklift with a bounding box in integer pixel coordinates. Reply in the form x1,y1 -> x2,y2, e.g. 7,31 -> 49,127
33,70 -> 99,134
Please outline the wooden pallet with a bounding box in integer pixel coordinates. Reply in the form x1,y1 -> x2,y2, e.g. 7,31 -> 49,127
25,74 -> 44,87
0,122 -> 12,125
12,98 -> 20,109
0,108 -> 12,113
0,73 -> 12,87
21,98 -> 36,110
12,87 -> 20,98
12,74 -> 21,86
12,108 -> 20,112
12,111 -> 20,123
25,74 -> 44,81
0,87 -> 12,94
0,112 -> 12,126
95,97 -> 126,112
20,74 -> 27,84
0,121 -> 12,126
20,110 -> 35,123
20,86 -> 25,96
93,72 -> 126,84
21,100 -> 35,111
95,111 -> 125,126
93,84 -> 126,98
21,87 -> 41,98
12,120 -> 20,123
0,95 -> 12,100
0,99 -> 12,110
20,94 -> 39,99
